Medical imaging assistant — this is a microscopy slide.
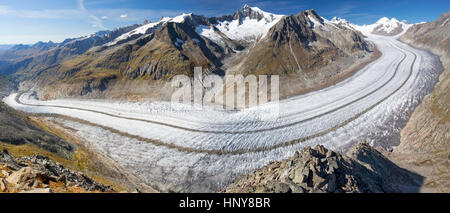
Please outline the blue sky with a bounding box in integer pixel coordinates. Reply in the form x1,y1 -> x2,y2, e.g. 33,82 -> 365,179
0,0 -> 448,44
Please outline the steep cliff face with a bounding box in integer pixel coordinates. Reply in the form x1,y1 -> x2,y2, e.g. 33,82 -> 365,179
235,10 -> 370,77
401,11 -> 449,69
398,11 -> 449,153
392,11 -> 450,192
397,71 -> 449,153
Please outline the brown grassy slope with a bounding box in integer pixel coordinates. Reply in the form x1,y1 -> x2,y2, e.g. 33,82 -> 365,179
0,101 -> 74,158
0,116 -> 158,192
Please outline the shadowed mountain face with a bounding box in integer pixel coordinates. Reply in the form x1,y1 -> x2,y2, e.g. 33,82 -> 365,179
0,73 -> 72,157
0,25 -> 139,78
0,101 -> 74,158
0,75 -> 15,97
0,42 -> 58,62
0,45 -> 14,52
233,10 -> 370,77
1,6 -> 372,101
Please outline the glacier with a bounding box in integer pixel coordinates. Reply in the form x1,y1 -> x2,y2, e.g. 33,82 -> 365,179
3,26 -> 444,192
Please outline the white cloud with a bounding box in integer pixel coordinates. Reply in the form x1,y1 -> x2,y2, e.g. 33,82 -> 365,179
78,0 -> 105,29
101,16 -> 108,19
119,14 -> 128,18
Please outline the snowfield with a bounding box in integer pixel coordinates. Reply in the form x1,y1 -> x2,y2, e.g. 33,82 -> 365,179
196,6 -> 284,43
3,32 -> 443,192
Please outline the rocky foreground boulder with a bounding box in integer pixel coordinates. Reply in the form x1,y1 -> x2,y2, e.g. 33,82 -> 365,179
224,143 -> 423,193
0,149 -> 113,193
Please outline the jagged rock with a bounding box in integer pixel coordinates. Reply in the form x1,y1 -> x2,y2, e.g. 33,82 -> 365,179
6,167 -> 34,186
0,178 -> 7,192
224,142 -> 423,193
0,149 -> 21,170
0,149 -> 113,193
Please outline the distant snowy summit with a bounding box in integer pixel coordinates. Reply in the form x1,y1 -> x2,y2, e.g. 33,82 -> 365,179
359,17 -> 413,36
330,16 -> 413,37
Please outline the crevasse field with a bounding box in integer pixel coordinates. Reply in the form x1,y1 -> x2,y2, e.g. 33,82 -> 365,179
4,32 -> 443,192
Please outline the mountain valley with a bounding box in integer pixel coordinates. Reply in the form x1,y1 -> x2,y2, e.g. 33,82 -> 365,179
0,5 -> 448,193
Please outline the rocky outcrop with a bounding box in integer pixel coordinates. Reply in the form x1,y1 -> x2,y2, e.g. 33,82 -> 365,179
224,143 -> 422,193
0,149 -> 113,193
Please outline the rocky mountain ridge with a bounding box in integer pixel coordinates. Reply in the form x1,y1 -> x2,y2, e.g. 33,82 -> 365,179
1,6 -> 373,102
0,25 -> 139,78
392,11 -> 449,192
399,11 -> 449,156
224,143 -> 423,193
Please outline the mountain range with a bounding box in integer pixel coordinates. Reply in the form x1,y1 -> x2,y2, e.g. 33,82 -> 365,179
0,5 -> 398,101
0,5 -> 448,194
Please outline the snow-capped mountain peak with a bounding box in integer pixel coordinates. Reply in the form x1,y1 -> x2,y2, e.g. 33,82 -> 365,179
328,17 -> 358,30
171,13 -> 193,23
238,4 -> 283,22
349,17 -> 413,37
106,13 -> 195,46
370,17 -> 412,36
106,17 -> 172,46
196,5 -> 285,43
376,17 -> 391,24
